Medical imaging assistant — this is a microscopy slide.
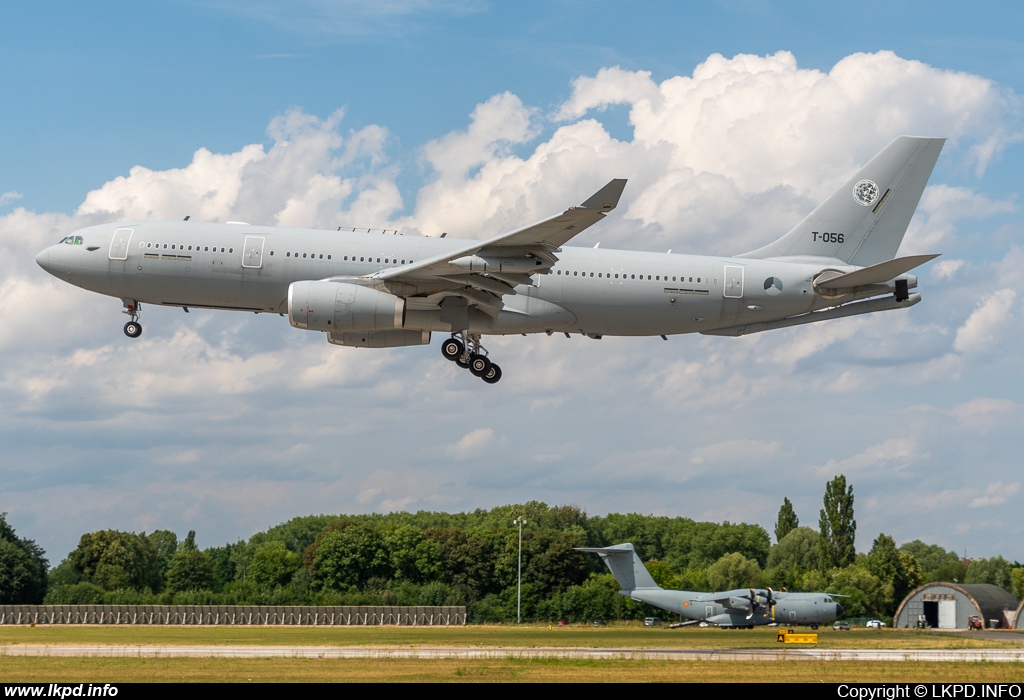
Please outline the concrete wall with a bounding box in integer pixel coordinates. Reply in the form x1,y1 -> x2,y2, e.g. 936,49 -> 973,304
0,605 -> 467,626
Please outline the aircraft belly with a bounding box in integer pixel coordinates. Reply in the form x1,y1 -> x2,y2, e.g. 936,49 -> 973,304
556,294 -> 713,336
129,263 -> 284,310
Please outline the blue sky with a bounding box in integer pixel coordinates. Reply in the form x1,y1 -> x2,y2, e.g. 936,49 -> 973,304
2,1 -> 1023,564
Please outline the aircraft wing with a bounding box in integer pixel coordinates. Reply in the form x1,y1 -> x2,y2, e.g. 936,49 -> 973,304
364,179 -> 626,317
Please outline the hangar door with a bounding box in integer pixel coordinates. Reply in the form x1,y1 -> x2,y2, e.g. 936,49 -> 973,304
924,598 -> 958,628
939,600 -> 956,628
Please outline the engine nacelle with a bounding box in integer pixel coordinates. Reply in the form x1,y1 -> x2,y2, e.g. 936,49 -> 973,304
288,280 -> 405,332
727,597 -> 753,611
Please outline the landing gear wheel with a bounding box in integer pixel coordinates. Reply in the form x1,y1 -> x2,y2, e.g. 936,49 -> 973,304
441,337 -> 464,361
455,354 -> 471,369
482,363 -> 502,384
810,624 -> 819,630
124,321 -> 142,338
469,353 -> 491,377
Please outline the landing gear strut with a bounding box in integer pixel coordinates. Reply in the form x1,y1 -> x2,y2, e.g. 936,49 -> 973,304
122,299 -> 142,338
441,332 -> 502,384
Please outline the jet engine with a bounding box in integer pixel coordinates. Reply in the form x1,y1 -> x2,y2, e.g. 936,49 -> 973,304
288,280 -> 405,332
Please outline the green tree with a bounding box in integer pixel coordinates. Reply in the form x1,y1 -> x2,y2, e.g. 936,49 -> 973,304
706,552 -> 762,591
866,533 -> 920,615
774,498 -> 799,543
248,541 -> 300,588
423,527 -> 496,597
899,540 -> 964,582
964,556 -> 1013,593
312,523 -> 390,591
1010,567 -> 1024,599
644,560 -> 682,590
765,527 -> 819,590
67,530 -> 159,592
768,527 -> 820,571
0,514 -> 48,604
829,565 -> 890,618
165,531 -> 214,593
146,530 -> 178,585
819,475 -> 856,571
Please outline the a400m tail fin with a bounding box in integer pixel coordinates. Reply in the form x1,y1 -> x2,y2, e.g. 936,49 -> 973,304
739,136 -> 945,266
575,543 -> 660,591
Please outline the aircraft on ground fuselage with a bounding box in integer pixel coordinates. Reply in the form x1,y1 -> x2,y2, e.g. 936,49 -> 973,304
579,543 -> 844,629
36,136 -> 944,384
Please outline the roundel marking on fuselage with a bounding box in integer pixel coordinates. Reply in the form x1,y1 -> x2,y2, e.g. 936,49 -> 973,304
763,277 -> 783,295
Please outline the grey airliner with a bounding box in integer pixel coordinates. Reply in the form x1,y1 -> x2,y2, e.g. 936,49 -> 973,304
580,543 -> 844,629
36,136 -> 944,383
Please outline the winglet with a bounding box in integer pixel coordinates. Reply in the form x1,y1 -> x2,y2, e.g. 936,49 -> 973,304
580,179 -> 627,211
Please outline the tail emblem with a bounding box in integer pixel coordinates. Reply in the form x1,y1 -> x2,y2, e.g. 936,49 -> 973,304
853,180 -> 880,206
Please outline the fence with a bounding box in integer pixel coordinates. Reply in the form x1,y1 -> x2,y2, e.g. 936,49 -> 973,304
0,605 -> 466,626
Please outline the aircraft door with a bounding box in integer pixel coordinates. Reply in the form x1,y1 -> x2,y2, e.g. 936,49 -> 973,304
723,265 -> 744,298
242,236 -> 265,269
108,228 -> 134,261
705,605 -> 714,619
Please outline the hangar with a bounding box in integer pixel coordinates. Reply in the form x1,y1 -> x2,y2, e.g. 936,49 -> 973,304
894,583 -> 1018,629
1013,599 -> 1023,629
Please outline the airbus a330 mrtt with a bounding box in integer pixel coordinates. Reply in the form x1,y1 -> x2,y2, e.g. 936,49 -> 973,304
580,543 -> 844,629
36,136 -> 944,384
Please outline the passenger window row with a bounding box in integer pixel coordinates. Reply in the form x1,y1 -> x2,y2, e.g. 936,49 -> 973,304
136,243 -> 417,265
278,253 -> 414,264
555,269 -> 710,283
140,242 -> 232,253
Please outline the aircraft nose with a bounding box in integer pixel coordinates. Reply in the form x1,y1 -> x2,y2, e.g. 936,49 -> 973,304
836,603 -> 845,618
35,247 -> 52,273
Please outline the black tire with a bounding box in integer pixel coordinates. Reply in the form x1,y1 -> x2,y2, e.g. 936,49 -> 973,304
482,363 -> 502,384
124,321 -> 142,338
455,353 -> 471,369
469,353 -> 491,377
810,624 -> 818,630
441,338 -> 464,361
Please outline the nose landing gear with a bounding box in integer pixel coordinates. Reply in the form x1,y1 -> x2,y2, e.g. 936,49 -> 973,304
441,332 -> 502,384
122,299 -> 142,338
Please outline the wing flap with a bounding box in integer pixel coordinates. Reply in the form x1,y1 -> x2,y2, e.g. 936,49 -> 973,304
370,178 -> 626,315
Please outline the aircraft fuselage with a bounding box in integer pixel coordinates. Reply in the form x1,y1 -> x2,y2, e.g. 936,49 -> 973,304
631,587 -> 843,628
36,221 -> 884,338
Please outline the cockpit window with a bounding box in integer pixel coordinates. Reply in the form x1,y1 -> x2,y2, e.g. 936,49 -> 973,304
59,236 -> 84,245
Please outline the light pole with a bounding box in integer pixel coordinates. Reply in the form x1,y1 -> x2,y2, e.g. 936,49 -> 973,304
514,516 -> 526,624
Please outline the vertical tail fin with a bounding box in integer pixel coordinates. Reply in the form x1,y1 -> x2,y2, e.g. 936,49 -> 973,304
576,543 -> 660,591
739,136 -> 945,265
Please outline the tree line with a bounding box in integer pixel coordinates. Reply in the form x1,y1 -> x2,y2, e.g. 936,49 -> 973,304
3,475 -> 1022,622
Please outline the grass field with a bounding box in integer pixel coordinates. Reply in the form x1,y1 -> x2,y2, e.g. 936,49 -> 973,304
2,657 -> 1024,683
1,623 -> 1020,649
2,625 -> 1022,682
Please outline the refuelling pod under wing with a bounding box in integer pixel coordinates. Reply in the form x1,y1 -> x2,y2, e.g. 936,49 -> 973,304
288,280 -> 405,332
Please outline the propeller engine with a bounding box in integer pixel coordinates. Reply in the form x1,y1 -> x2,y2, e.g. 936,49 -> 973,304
742,587 -> 777,620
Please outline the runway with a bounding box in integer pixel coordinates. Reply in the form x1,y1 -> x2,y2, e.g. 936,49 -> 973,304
3,645 -> 1024,662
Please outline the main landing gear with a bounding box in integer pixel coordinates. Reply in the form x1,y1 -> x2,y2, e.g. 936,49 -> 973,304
122,299 -> 142,338
441,332 -> 502,384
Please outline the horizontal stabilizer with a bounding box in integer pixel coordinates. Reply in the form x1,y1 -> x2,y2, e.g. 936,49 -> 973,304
816,254 -> 939,292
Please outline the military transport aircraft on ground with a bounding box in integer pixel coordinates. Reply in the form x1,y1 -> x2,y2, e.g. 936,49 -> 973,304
37,136 -> 943,384
580,543 -> 844,629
